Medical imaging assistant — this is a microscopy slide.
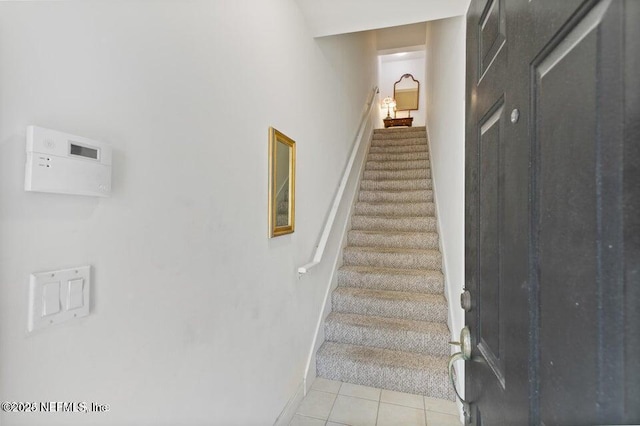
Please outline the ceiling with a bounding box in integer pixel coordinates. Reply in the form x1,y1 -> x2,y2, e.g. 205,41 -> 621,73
294,0 -> 471,37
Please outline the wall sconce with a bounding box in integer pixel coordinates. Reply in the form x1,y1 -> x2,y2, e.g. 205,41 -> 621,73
381,97 -> 396,119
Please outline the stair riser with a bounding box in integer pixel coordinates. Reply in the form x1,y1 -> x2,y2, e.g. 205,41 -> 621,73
365,160 -> 428,171
343,250 -> 441,270
325,321 -> 450,356
358,190 -> 433,203
363,168 -> 430,181
316,356 -> 454,399
332,291 -> 447,322
369,144 -> 428,154
351,216 -> 437,232
347,231 -> 439,249
368,152 -> 428,162
372,138 -> 427,147
361,179 -> 432,191
337,269 -> 444,294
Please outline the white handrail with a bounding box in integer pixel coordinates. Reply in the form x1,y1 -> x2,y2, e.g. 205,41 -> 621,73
298,86 -> 379,276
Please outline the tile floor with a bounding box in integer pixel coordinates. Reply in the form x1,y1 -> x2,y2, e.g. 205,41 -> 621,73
290,378 -> 462,426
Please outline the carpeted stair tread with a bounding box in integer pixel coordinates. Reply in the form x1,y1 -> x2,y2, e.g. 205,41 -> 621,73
373,127 -> 427,139
366,159 -> 429,171
343,246 -> 441,270
332,286 -> 447,323
372,136 -> 427,143
369,144 -> 428,154
360,178 -> 432,191
325,312 -> 450,356
358,189 -> 433,203
372,132 -> 427,140
347,229 -> 439,249
371,137 -> 428,147
337,265 -> 444,294
316,342 -> 454,399
374,126 -> 426,134
351,215 -> 437,232
372,133 -> 427,141
363,168 -> 431,181
344,246 -> 441,255
353,201 -> 435,217
367,151 -> 429,162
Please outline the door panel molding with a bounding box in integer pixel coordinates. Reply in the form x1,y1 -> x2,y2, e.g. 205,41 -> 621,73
536,0 -> 612,79
529,1 -> 621,423
477,96 -> 506,389
478,0 -> 506,81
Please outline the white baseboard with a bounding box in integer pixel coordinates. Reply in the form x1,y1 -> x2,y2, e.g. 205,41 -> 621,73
425,126 -> 457,343
302,122 -> 374,389
425,125 -> 465,423
273,381 -> 305,426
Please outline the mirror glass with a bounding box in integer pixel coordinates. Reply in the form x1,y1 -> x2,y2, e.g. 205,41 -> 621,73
275,140 -> 290,227
394,74 -> 420,111
269,127 -> 296,237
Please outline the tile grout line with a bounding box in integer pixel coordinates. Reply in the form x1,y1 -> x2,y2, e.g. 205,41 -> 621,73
323,381 -> 343,424
374,394 -> 381,426
378,400 -> 427,410
423,395 -> 428,426
294,383 -> 340,423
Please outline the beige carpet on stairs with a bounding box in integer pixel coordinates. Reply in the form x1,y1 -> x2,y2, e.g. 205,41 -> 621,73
316,126 -> 455,400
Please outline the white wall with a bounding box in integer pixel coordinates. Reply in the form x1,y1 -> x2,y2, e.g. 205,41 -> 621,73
295,0 -> 470,37
378,53 -> 427,127
376,23 -> 427,51
0,2 -> 377,425
425,14 -> 466,390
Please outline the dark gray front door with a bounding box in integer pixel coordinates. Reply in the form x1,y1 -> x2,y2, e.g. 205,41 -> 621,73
464,0 -> 639,424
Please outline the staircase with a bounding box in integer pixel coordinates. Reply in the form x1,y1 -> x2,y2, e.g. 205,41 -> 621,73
316,126 -> 454,400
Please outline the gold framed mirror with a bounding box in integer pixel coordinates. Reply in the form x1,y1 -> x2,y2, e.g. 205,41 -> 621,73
268,127 -> 296,238
393,73 -> 420,114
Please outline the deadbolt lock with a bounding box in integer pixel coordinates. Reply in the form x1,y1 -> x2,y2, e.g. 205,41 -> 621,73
461,290 -> 472,312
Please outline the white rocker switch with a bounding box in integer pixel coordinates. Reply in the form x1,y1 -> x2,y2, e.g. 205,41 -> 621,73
67,279 -> 84,310
28,265 -> 91,332
42,282 -> 61,316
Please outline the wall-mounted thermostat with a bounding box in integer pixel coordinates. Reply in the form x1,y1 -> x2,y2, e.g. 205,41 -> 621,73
25,126 -> 112,197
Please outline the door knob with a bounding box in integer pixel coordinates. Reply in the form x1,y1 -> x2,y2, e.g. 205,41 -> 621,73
449,326 -> 471,359
448,327 -> 471,404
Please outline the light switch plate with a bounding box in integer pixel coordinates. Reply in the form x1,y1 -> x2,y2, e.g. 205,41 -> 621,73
28,265 -> 91,332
